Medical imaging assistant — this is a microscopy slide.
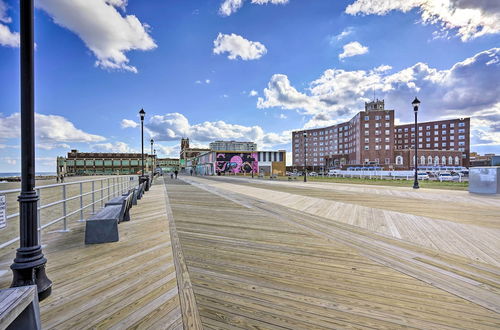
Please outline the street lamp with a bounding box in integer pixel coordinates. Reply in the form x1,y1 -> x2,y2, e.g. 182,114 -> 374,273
150,138 -> 154,174
11,0 -> 52,301
412,97 -> 420,189
139,109 -> 145,176
303,132 -> 307,182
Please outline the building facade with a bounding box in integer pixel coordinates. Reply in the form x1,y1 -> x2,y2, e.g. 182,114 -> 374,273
209,140 -> 257,151
156,158 -> 180,173
185,150 -> 286,176
179,138 -> 210,170
292,100 -> 470,170
57,150 -> 155,176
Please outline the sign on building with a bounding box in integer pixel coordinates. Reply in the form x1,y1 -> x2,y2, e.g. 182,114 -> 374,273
0,195 -> 6,229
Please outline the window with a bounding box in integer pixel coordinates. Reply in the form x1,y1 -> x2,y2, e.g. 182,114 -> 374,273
442,156 -> 446,165
364,116 -> 369,120
364,138 -> 369,143
385,115 -> 390,120
375,115 -> 381,120
426,132 -> 431,136
434,156 -> 439,165
385,158 -> 390,164
375,123 -> 381,128
434,124 -> 439,129
428,156 -> 433,164
426,137 -> 431,142
418,144 -> 423,148
455,156 -> 460,165
419,126 -> 423,131
385,145 -> 390,150
450,129 -> 455,134
385,122 -> 390,127
418,132 -> 423,136
421,156 -> 426,164
364,123 -> 369,128
434,143 -> 439,148
442,130 -> 446,135
458,141 -> 465,146
426,126 -> 431,130
448,156 -> 453,165
434,137 -> 439,141
442,142 -> 447,147
450,123 -> 455,128
375,145 -> 381,150
385,137 -> 390,142
364,146 -> 369,150
404,128 -> 408,132
458,128 -> 465,133
458,122 -> 465,127
459,135 -> 465,140
418,138 -> 423,142
395,156 -> 403,165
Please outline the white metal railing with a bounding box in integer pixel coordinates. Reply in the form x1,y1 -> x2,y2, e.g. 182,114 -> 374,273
0,175 -> 139,249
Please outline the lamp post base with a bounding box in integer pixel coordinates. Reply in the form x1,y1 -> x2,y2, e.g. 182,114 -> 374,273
413,182 -> 420,189
11,246 -> 52,301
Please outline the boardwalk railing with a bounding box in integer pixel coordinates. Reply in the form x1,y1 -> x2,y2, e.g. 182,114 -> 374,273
0,175 -> 139,249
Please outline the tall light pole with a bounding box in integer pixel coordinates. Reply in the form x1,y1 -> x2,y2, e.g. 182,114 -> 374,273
303,132 -> 307,182
412,97 -> 420,189
150,138 -> 154,174
139,109 -> 145,176
11,0 -> 52,301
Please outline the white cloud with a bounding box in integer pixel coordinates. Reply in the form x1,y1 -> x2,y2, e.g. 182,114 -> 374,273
121,119 -> 139,128
374,64 -> 392,72
205,79 -> 211,84
219,0 -> 289,16
37,0 -> 157,72
331,27 -> 355,43
91,141 -> 135,153
345,0 -> 500,41
339,41 -> 369,59
0,113 -> 106,149
3,157 -> 16,165
257,48 -> 500,144
155,144 -> 180,158
0,0 -> 19,47
145,113 -> 291,149
213,33 -> 267,60
279,113 -> 287,119
37,143 -> 71,150
249,90 -> 258,96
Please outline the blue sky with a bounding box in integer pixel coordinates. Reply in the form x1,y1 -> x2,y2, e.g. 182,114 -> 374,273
0,0 -> 499,171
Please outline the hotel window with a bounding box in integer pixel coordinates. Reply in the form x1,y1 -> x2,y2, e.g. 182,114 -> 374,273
385,115 -> 390,120
365,131 -> 369,135
442,124 -> 447,128
404,128 -> 408,132
385,122 -> 390,127
442,130 -> 446,135
375,138 -> 381,143
364,146 -> 369,150
313,132 -> 317,136
319,131 -> 324,135
426,126 -> 431,130
411,127 -> 415,132
442,142 -> 447,147
450,142 -> 455,146
419,126 -> 423,131
434,137 -> 439,141
450,123 -> 455,128
375,123 -> 381,128
458,122 -> 465,127
458,141 -> 465,146
426,132 -> 431,136
398,128 -> 402,132
419,144 -> 423,148
434,131 -> 439,135
364,123 -> 369,128
418,138 -> 423,142
364,116 -> 369,120
375,145 -> 381,150
458,128 -> 465,133
375,115 -> 381,120
450,129 -> 455,134
428,156 -> 433,164
411,139 -> 415,143
375,130 -> 381,135
434,124 -> 439,129
385,145 -> 390,150
442,136 -> 447,140
385,158 -> 390,164
459,135 -> 465,140
364,138 -> 369,143
450,135 -> 455,140
434,143 -> 438,148
385,130 -> 390,135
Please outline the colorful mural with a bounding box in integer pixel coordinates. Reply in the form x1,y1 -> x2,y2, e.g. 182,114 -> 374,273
215,153 -> 258,174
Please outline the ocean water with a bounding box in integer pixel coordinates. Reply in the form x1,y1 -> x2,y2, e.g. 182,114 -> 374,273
0,172 -> 56,177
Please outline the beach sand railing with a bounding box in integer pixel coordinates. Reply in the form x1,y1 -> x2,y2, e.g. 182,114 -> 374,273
0,175 -> 139,250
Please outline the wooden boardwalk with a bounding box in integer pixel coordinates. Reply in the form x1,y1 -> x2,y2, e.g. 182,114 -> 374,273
0,181 -> 184,329
166,177 -> 500,329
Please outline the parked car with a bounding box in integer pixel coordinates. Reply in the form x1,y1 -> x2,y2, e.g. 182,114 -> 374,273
308,171 -> 318,176
417,172 -> 430,180
438,172 -> 455,182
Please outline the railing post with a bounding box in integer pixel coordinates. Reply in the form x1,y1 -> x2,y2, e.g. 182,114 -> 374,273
78,182 -> 84,222
101,180 -> 104,208
36,188 -> 41,242
62,184 -> 68,231
92,181 -> 95,214
107,178 -> 110,201
113,177 -> 115,197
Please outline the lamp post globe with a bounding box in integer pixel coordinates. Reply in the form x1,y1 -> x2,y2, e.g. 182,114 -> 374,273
412,97 -> 420,189
303,132 -> 307,182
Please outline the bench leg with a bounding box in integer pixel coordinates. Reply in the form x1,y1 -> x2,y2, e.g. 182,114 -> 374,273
85,219 -> 119,244
7,296 -> 41,330
122,209 -> 131,222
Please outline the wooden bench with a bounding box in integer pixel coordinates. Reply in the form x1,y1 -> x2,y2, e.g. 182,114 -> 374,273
288,176 -> 298,181
0,285 -> 41,330
270,174 -> 278,180
137,182 -> 146,200
105,191 -> 134,222
85,191 -> 134,244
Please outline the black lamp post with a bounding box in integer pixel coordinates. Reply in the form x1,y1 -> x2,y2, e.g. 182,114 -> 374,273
303,132 -> 307,182
150,138 -> 154,174
139,109 -> 145,176
10,0 -> 52,301
412,97 -> 420,189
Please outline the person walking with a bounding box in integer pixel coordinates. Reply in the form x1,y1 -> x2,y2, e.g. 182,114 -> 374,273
170,172 -> 174,179
174,170 -> 178,179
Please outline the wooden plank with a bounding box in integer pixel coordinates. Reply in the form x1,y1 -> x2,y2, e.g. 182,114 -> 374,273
163,180 -> 203,330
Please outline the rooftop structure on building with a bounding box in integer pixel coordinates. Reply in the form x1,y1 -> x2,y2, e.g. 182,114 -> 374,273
209,140 -> 257,151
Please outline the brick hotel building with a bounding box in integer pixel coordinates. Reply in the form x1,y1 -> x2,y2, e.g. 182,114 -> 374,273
292,100 -> 470,170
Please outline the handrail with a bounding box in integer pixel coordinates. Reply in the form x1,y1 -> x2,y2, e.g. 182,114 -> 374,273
0,175 -> 139,250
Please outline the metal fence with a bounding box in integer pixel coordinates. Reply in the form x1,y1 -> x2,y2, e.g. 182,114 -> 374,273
0,175 -> 139,249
